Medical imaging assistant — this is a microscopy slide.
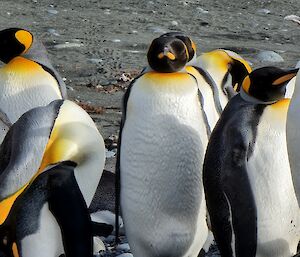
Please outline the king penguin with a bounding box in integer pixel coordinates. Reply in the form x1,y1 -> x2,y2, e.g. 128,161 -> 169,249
195,49 -> 252,108
286,67 -> 300,205
0,28 -> 66,141
0,99 -> 111,256
203,66 -> 300,257
116,34 -> 211,257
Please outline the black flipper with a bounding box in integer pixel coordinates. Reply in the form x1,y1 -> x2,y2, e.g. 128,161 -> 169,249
47,161 -> 93,257
203,95 -> 263,257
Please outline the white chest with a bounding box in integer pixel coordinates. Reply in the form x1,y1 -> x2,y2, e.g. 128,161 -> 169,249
120,73 -> 208,256
247,105 -> 300,256
0,57 -> 62,123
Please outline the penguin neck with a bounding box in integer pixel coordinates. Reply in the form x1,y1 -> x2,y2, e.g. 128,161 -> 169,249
239,87 -> 277,105
142,65 -> 187,75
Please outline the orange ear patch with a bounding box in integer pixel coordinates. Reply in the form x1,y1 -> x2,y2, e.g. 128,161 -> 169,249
12,242 -> 20,257
15,30 -> 33,54
272,73 -> 297,86
242,75 -> 251,93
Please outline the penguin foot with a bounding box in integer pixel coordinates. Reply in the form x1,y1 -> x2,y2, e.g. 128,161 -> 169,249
92,221 -> 113,237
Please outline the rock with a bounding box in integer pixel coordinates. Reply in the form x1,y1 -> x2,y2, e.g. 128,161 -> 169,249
284,15 -> 300,25
171,20 -> 178,26
54,42 -> 83,49
256,50 -> 284,63
257,8 -> 271,14
116,254 -> 133,257
47,9 -> 59,15
116,243 -> 130,252
47,28 -> 60,36
93,237 -> 106,253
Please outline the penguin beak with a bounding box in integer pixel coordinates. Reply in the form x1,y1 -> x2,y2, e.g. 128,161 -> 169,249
272,68 -> 299,86
157,47 -> 176,60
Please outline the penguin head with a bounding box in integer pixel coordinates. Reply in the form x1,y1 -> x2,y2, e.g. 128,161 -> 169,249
199,49 -> 251,91
223,50 -> 252,92
147,32 -> 196,72
0,28 -> 33,63
159,32 -> 197,63
242,66 -> 299,102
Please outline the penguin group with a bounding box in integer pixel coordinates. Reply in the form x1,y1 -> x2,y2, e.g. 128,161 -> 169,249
0,26 -> 299,257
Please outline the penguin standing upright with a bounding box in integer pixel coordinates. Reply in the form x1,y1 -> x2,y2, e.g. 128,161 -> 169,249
203,67 -> 300,257
116,34 -> 212,257
0,99 -> 109,256
286,68 -> 300,204
0,28 -> 66,141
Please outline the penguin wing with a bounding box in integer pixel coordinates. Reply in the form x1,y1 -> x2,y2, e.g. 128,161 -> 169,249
203,96 -> 258,257
0,100 -> 63,201
191,66 -> 223,115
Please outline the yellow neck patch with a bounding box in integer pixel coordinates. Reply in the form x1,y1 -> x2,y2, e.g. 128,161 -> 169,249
15,30 -> 33,54
242,75 -> 251,93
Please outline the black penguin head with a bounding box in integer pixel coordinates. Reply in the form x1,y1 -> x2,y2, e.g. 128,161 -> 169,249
242,66 -> 299,102
223,50 -> 252,92
159,32 -> 197,62
0,28 -> 33,63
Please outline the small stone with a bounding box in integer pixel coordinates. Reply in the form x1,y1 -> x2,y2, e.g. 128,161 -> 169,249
284,15 -> 300,25
197,7 -> 209,14
257,8 -> 271,14
54,42 -> 83,49
112,39 -> 121,43
116,254 -> 133,257
116,243 -> 130,252
66,86 -> 74,91
171,20 -> 178,26
93,237 -> 105,253
256,51 -> 284,63
47,9 -> 58,15
47,28 -> 60,36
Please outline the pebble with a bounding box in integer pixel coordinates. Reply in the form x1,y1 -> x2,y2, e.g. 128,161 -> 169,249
256,50 -> 284,63
171,20 -> 178,26
88,58 -> 104,64
112,39 -> 121,43
105,149 -> 116,158
47,28 -> 60,36
197,7 -> 209,14
47,9 -> 59,15
116,254 -> 133,257
148,26 -> 167,34
93,237 -> 106,253
54,42 -> 83,49
284,15 -> 300,25
257,8 -> 271,14
116,243 -> 130,252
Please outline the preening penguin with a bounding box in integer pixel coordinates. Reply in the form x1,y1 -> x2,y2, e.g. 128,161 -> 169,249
0,28 -> 66,134
195,49 -> 252,107
116,35 -> 209,257
203,67 -> 299,257
0,99 -> 109,256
